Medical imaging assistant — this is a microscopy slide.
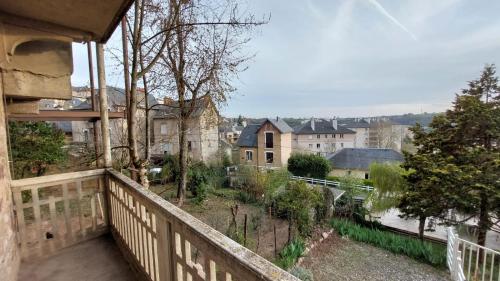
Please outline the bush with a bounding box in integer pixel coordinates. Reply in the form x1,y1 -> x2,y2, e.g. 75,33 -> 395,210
287,153 -> 331,179
289,266 -> 314,281
161,154 -> 180,182
325,175 -> 341,182
330,218 -> 447,267
362,179 -> 374,186
275,239 -> 305,269
276,181 -> 324,238
188,161 -> 210,202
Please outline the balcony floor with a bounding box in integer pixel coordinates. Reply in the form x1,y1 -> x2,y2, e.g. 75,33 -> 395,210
18,234 -> 135,281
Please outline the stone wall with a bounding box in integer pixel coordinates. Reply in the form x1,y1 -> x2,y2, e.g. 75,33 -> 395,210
0,73 -> 20,281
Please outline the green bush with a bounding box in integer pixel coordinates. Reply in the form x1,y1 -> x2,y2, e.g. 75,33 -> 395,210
362,179 -> 374,186
289,266 -> 314,281
287,153 -> 331,179
188,161 -> 210,203
326,175 -> 341,182
275,239 -> 305,269
330,219 -> 446,267
161,154 -> 180,182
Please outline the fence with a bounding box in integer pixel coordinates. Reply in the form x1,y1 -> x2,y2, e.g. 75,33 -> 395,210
12,169 -> 299,280
11,169 -> 108,260
290,175 -> 374,192
447,227 -> 500,281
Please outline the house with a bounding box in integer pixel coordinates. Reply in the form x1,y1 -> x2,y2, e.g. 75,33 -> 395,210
236,117 -> 294,167
338,118 -> 371,148
220,124 -> 245,144
327,148 -> 404,179
151,96 -> 219,163
293,118 -> 356,156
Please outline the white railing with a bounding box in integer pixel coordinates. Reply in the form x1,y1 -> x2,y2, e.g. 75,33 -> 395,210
290,175 -> 374,192
447,227 -> 500,281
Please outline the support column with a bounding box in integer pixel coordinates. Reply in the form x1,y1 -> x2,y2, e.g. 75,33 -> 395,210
87,42 -> 100,167
96,43 -> 112,168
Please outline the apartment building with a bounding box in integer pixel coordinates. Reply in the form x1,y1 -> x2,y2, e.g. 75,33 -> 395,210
293,118 -> 356,156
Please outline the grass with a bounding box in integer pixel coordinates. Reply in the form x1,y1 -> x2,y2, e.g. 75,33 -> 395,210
330,218 -> 447,267
275,239 -> 306,269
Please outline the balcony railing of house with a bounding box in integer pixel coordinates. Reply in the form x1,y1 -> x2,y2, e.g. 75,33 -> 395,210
11,169 -> 298,281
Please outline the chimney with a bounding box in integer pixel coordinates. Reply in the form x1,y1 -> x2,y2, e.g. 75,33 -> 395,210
311,118 -> 315,131
163,97 -> 174,105
332,118 -> 338,130
276,116 -> 279,121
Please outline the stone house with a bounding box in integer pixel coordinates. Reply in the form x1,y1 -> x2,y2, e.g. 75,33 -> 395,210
338,118 -> 371,148
236,117 -> 294,167
327,148 -> 404,179
151,96 -> 219,163
293,118 -> 356,156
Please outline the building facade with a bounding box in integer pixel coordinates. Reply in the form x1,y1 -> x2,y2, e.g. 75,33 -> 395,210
236,118 -> 293,167
151,96 -> 219,163
293,118 -> 356,156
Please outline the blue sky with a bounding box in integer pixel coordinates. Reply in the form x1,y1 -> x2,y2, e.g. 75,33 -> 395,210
71,0 -> 500,118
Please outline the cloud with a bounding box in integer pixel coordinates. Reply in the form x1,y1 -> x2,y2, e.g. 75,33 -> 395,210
367,0 -> 418,41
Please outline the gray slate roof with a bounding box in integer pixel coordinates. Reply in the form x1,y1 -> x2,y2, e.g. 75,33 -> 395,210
338,118 -> 371,128
153,96 -> 211,119
236,124 -> 260,147
328,148 -> 404,170
265,118 -> 293,133
294,119 -> 355,134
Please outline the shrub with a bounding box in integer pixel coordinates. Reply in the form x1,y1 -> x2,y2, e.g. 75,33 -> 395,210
362,179 -> 374,186
161,154 -> 180,182
289,266 -> 314,281
287,153 -> 331,179
275,239 -> 305,269
330,218 -> 446,267
188,161 -> 210,202
276,181 -> 324,238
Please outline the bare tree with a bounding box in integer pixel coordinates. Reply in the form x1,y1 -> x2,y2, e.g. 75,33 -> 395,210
152,0 -> 265,205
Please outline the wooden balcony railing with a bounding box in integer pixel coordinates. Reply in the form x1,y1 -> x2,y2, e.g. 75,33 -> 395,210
12,169 -> 299,281
11,169 -> 108,260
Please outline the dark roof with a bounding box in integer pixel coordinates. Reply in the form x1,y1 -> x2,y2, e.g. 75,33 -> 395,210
338,118 -> 371,128
328,148 -> 404,170
264,118 -> 293,133
153,96 -> 212,119
236,124 -> 260,147
294,119 -> 355,134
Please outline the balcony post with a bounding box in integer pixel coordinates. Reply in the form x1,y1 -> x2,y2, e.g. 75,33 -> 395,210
96,43 -> 112,168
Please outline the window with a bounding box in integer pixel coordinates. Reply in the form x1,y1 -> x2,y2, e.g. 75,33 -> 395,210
309,144 -> 313,149
316,134 -> 320,139
160,124 -> 168,135
333,134 -> 336,138
188,141 -> 192,152
265,152 -> 274,163
325,134 -> 328,138
341,143 -> 344,148
347,170 -> 352,175
316,143 -> 320,149
365,173 -> 369,179
265,132 -> 274,148
340,134 -> 344,139
83,129 -> 89,143
245,150 -> 253,161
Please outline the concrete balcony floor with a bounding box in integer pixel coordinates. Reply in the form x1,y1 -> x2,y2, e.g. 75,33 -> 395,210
18,235 -> 135,281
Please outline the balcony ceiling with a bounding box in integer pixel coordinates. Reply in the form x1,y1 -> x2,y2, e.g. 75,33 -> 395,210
0,0 -> 134,42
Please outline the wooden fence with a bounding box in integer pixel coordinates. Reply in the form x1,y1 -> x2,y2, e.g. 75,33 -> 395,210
447,227 -> 500,281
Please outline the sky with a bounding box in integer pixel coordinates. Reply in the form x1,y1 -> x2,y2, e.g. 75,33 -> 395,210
71,0 -> 500,118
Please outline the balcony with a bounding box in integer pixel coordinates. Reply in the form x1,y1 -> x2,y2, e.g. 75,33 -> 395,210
12,169 -> 298,281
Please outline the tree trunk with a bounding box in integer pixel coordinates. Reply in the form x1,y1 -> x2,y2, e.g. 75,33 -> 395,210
418,216 -> 426,240
177,116 -> 188,205
477,192 -> 489,263
128,78 -> 140,181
